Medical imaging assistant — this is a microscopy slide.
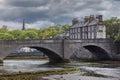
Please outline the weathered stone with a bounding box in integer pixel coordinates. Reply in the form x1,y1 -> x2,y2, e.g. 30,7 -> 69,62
0,39 -> 118,63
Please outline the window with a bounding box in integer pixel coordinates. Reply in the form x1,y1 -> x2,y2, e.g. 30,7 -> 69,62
98,30 -> 103,32
98,25 -> 103,32
75,28 -> 77,33
88,26 -> 90,31
70,29 -> 72,33
78,28 -> 81,32
73,28 -> 75,33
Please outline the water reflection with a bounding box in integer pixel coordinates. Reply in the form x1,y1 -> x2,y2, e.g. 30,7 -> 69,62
0,60 -> 62,74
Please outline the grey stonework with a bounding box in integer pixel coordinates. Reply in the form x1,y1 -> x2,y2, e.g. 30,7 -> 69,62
70,15 -> 106,40
0,39 -> 119,63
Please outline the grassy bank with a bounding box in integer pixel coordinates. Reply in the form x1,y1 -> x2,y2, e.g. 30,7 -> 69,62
0,68 -> 80,80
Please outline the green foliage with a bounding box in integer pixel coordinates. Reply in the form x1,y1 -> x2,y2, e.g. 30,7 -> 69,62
104,17 -> 120,40
19,31 -> 38,40
0,24 -> 71,40
0,33 -> 14,40
114,33 -> 120,42
38,24 -> 71,39
26,28 -> 39,33
0,26 -> 9,33
61,24 -> 71,32
9,30 -> 23,40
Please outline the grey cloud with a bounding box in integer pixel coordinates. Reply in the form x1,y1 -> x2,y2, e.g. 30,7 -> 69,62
0,7 -> 49,22
0,0 -> 120,29
6,0 -> 50,7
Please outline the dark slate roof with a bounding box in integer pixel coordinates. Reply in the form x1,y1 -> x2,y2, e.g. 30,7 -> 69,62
72,18 -> 100,28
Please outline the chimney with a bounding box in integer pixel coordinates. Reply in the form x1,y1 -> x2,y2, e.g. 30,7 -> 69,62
72,18 -> 79,25
89,15 -> 94,22
96,15 -> 103,22
84,16 -> 89,23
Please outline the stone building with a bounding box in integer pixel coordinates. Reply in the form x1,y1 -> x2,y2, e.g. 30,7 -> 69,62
69,15 -> 106,39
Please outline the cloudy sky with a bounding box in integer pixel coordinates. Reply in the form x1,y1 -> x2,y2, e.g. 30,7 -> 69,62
0,0 -> 120,30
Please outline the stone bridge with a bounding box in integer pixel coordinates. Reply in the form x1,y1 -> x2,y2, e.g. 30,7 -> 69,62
0,39 -> 117,63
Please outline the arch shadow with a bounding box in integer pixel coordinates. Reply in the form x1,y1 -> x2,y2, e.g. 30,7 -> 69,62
29,46 -> 64,63
84,45 -> 111,60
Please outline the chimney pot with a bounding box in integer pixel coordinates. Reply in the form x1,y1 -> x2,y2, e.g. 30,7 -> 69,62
72,18 -> 79,25
96,15 -> 103,22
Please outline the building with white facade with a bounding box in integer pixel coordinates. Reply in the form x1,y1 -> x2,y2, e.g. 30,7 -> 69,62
69,15 -> 106,39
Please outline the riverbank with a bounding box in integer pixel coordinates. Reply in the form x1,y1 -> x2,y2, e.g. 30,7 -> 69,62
0,68 -> 80,80
1,60 -> 120,80
43,73 -> 119,80
4,56 -> 48,60
0,59 -> 3,64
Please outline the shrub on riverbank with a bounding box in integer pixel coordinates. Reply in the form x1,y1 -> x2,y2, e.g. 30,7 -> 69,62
0,68 -> 80,80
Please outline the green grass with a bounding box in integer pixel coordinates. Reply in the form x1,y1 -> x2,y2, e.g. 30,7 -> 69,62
0,68 -> 80,80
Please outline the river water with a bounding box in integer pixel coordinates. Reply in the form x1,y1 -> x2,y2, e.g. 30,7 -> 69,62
0,60 -> 120,80
0,60 -> 63,74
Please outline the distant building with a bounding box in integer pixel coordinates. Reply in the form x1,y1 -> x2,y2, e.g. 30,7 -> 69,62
6,47 -> 46,57
19,47 -> 31,52
56,32 -> 69,39
2,25 -> 8,29
69,15 -> 106,39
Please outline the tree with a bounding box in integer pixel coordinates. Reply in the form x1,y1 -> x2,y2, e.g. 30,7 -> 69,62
0,33 -> 14,40
38,28 -> 44,39
19,31 -> 38,40
9,30 -> 23,40
114,33 -> 120,42
46,26 -> 58,38
104,17 -> 120,39
0,24 -> 71,40
26,28 -> 39,33
61,24 -> 71,32
0,25 -> 9,33
37,24 -> 71,39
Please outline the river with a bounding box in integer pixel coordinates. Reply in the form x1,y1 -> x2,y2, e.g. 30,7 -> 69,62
0,60 -> 120,80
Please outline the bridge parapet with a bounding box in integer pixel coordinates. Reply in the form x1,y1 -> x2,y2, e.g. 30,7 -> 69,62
0,39 -> 64,62
0,38 -> 118,62
0,39 -> 63,45
64,39 -> 114,43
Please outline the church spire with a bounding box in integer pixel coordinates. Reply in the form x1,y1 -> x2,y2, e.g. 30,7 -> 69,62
22,19 -> 25,30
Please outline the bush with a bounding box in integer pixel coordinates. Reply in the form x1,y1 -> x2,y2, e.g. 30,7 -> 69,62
19,31 -> 38,40
0,33 -> 14,40
114,33 -> 120,42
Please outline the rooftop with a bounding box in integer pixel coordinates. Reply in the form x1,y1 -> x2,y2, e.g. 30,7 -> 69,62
72,15 -> 104,28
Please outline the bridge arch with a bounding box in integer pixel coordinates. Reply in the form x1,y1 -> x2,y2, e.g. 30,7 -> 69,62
28,46 -> 64,63
83,45 -> 111,60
